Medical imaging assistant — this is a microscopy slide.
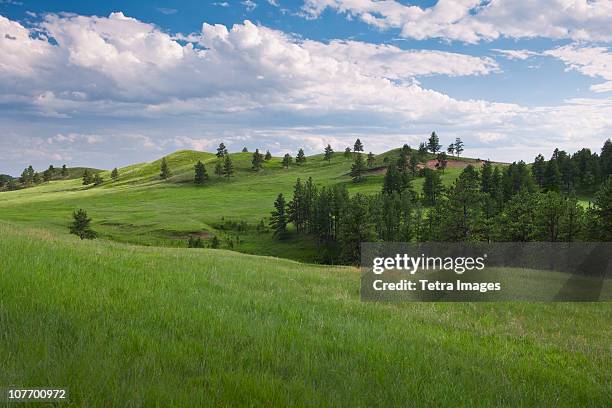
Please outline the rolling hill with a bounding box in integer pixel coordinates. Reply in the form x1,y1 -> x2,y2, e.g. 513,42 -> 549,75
0,149 -> 473,262
1,222 -> 609,406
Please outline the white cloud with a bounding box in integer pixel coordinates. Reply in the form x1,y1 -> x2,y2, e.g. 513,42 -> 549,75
544,45 -> 612,93
242,0 -> 257,11
156,8 -> 178,15
476,132 -> 506,143
0,12 -> 611,173
492,49 -> 540,60
302,0 -> 612,43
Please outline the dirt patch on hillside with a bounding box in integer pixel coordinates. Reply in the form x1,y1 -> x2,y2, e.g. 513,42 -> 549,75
419,159 -> 486,170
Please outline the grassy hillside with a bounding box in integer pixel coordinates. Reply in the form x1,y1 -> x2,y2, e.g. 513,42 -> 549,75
0,150 -> 468,262
1,222 -> 610,407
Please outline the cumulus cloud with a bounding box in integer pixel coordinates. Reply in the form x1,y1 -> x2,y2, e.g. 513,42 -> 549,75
0,13 -> 507,121
302,0 -> 612,43
0,11 -> 611,173
544,45 -> 612,93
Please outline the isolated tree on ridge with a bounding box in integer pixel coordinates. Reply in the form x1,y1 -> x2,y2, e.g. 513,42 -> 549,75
242,147 -> 248,153
454,137 -> 464,157
264,150 -> 272,161
427,132 -> 441,154
324,144 -> 334,163
353,138 -> 364,154
282,153 -> 293,169
344,147 -> 351,159
160,158 -> 171,180
111,168 -> 119,181
296,148 -> 306,165
447,143 -> 455,156
216,143 -> 228,158
252,149 -> 264,171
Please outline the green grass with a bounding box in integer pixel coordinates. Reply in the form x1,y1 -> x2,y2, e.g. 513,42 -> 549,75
1,150 -> 451,262
1,223 -> 610,407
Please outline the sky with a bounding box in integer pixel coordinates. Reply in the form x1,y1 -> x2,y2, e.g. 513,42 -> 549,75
1,0 -> 611,175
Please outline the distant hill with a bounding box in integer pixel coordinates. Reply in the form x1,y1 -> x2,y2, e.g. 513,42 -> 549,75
50,167 -> 104,181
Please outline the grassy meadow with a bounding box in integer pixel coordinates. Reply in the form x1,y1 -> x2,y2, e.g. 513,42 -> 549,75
1,150 -> 609,406
1,223 -> 610,406
0,150 -> 464,262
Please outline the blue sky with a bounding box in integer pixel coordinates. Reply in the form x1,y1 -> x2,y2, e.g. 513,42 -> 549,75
1,0 -> 611,174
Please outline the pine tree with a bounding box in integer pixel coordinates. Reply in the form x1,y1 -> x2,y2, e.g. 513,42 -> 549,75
600,139 -> 612,177
447,143 -> 455,156
61,164 -> 68,177
288,178 -> 306,233
344,147 -> 351,159
160,158 -> 171,180
586,176 -> 612,241
339,194 -> 377,264
532,154 -> 546,188
418,142 -> 428,157
296,148 -> 306,165
535,191 -> 565,241
350,153 -> 366,183
251,149 -> 264,171
216,143 -> 228,157
111,168 -> 119,181
422,168 -> 443,206
223,155 -> 234,178
7,178 -> 18,191
560,194 -> 584,242
82,169 -> 92,185
265,150 -> 272,161
270,193 -> 288,238
32,172 -> 41,184
397,144 -> 411,171
324,144 -> 334,163
501,190 -> 537,241
93,173 -> 103,186
542,159 -> 561,192
480,160 -> 493,194
454,137 -> 464,157
242,147 -> 248,153
69,209 -> 97,240
367,152 -> 375,167
435,152 -> 448,172
20,168 -> 29,185
194,160 -> 208,184
282,153 -> 293,169
441,165 -> 483,241
427,132 -> 441,154
43,168 -> 52,182
353,138 -> 364,154
409,154 -> 419,176
214,161 -> 224,177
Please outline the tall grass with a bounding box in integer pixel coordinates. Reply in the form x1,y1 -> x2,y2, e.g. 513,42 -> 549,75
1,223 -> 610,406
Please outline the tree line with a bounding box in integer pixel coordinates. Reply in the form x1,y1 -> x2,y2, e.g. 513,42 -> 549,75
269,139 -> 612,264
